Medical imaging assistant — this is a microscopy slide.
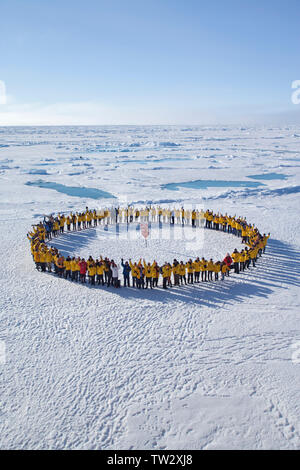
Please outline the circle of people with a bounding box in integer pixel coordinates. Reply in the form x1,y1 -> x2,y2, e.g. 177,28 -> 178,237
28,206 -> 270,290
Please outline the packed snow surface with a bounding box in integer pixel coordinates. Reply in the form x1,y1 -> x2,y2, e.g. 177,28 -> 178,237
0,125 -> 300,449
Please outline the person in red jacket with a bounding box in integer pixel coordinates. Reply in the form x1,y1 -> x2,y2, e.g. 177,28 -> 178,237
79,258 -> 87,283
223,253 -> 233,269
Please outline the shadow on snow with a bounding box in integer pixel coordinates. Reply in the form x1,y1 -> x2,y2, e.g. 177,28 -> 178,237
43,229 -> 300,307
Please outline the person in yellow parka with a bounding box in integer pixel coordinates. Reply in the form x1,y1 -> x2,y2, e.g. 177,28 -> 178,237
193,257 -> 201,283
151,261 -> 160,288
66,216 -> 71,231
207,258 -> 215,281
161,262 -> 170,289
70,257 -> 78,281
200,257 -> 208,282
186,259 -> 194,284
96,260 -> 105,286
57,255 -> 65,277
45,249 -> 53,272
129,259 -> 138,288
172,261 -> 180,286
92,210 -> 98,227
59,215 -> 65,234
64,256 -> 72,279
82,212 -> 87,229
88,262 -> 96,285
38,250 -> 46,272
135,264 -> 142,289
221,262 -> 229,280
53,219 -> 59,237
165,263 -> 172,287
33,250 -> 41,270
86,211 -> 92,228
191,210 -> 197,227
179,261 -> 187,285
231,249 -> 240,273
143,260 -> 153,289
241,225 -> 248,243
213,261 -> 221,281
249,246 -> 258,267
207,211 -> 213,229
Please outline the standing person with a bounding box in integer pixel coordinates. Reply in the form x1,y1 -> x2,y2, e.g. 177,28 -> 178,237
129,259 -> 138,287
82,212 -> 87,229
249,247 -> 257,267
135,264 -> 142,289
241,250 -> 247,271
64,256 -> 72,279
59,214 -> 65,234
44,218 -> 52,241
57,255 -> 65,277
191,210 -> 196,227
179,261 -> 187,285
170,209 -> 175,225
151,261 -> 160,287
70,257 -> 78,281
39,250 -> 46,272
166,263 -> 172,287
79,258 -> 87,283
103,258 -> 110,284
75,257 -> 81,281
72,213 -> 77,231
143,260 -> 153,289
138,263 -> 145,289
121,259 -> 131,287
223,253 -> 233,269
244,248 -> 251,269
77,213 -> 82,231
45,249 -> 53,272
53,219 -> 59,237
221,262 -> 229,280
201,257 -> 208,281
172,260 -> 180,286
66,215 -> 71,232
93,210 -> 98,227
207,259 -> 214,281
161,262 -> 169,289
186,259 -> 194,284
86,211 -> 92,228
151,207 -> 156,222
115,207 -> 119,224
106,259 -> 113,287
129,206 -> 134,223
123,207 -> 127,224
181,207 -> 185,226
88,261 -> 96,285
231,249 -> 240,274
158,207 -> 162,223
214,261 -> 221,281
111,262 -> 119,287
193,257 -> 201,283
96,260 -> 105,285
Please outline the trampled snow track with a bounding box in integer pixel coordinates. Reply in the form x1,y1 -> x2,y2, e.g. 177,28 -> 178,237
1,216 -> 300,449
1,125 -> 300,449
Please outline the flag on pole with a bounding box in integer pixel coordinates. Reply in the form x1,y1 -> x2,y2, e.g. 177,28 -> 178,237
141,223 -> 149,239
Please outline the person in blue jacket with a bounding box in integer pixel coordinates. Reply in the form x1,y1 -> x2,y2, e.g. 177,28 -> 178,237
121,258 -> 131,287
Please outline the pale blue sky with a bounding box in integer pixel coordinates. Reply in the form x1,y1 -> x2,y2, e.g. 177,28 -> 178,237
0,0 -> 300,124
